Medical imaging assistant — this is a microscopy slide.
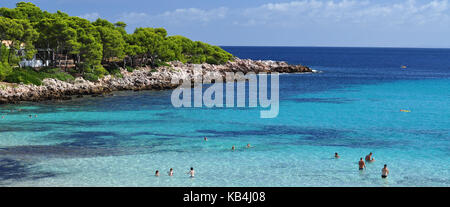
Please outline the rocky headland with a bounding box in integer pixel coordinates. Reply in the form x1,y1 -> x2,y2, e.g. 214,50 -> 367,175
0,58 -> 313,104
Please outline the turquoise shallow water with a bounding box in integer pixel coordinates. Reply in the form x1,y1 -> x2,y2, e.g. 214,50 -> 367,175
0,47 -> 449,186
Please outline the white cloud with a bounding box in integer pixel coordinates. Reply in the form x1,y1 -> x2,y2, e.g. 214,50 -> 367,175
106,0 -> 450,47
352,0 -> 450,25
160,7 -> 228,24
115,0 -> 450,27
118,12 -> 150,25
117,7 -> 228,27
238,0 -> 450,27
79,12 -> 100,21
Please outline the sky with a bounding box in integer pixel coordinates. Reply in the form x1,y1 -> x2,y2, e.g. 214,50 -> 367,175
2,0 -> 450,48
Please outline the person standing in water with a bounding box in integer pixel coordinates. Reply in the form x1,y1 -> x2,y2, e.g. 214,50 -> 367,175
335,152 -> 340,158
358,158 -> 366,170
187,167 -> 195,178
365,152 -> 375,162
232,145 -> 235,151
204,137 -> 208,141
155,170 -> 160,177
382,164 -> 389,178
168,168 -> 174,176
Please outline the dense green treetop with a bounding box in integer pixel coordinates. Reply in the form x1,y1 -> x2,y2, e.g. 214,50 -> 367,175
0,2 -> 233,84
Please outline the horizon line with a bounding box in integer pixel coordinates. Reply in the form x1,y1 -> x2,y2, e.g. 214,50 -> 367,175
217,45 -> 450,49
218,45 -> 450,50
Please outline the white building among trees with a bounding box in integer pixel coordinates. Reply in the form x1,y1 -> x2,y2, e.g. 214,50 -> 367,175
2,40 -> 51,68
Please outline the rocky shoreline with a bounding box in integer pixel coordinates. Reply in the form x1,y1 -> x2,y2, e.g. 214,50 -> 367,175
0,58 -> 313,104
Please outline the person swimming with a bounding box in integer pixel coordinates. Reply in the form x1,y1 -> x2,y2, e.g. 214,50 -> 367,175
381,164 -> 389,178
358,158 -> 366,170
335,152 -> 340,158
187,167 -> 195,178
246,144 -> 253,148
365,152 -> 375,162
168,168 -> 174,176
155,170 -> 160,177
232,145 -> 235,151
204,137 -> 208,141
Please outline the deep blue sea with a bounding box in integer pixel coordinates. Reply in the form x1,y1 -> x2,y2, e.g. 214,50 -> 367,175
0,47 -> 449,186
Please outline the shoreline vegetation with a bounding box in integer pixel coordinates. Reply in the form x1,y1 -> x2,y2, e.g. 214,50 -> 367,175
0,2 -> 312,104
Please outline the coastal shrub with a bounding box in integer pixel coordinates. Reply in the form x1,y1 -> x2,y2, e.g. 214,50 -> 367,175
0,62 -> 13,81
108,67 -> 123,78
109,68 -> 121,75
0,45 -> 9,63
113,73 -> 123,78
83,73 -> 99,82
80,63 -> 108,81
3,67 -> 76,85
67,68 -> 78,74
105,64 -> 123,78
5,68 -> 43,85
206,56 -> 219,65
125,66 -> 135,72
39,68 -> 75,82
154,60 -> 170,67
93,65 -> 108,78
0,44 -> 21,66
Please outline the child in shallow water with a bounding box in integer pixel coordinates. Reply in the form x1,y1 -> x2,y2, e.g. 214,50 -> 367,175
187,167 -> 195,178
382,164 -> 389,178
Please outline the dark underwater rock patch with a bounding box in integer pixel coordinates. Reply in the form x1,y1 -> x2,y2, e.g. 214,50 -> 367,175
0,158 -> 59,185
